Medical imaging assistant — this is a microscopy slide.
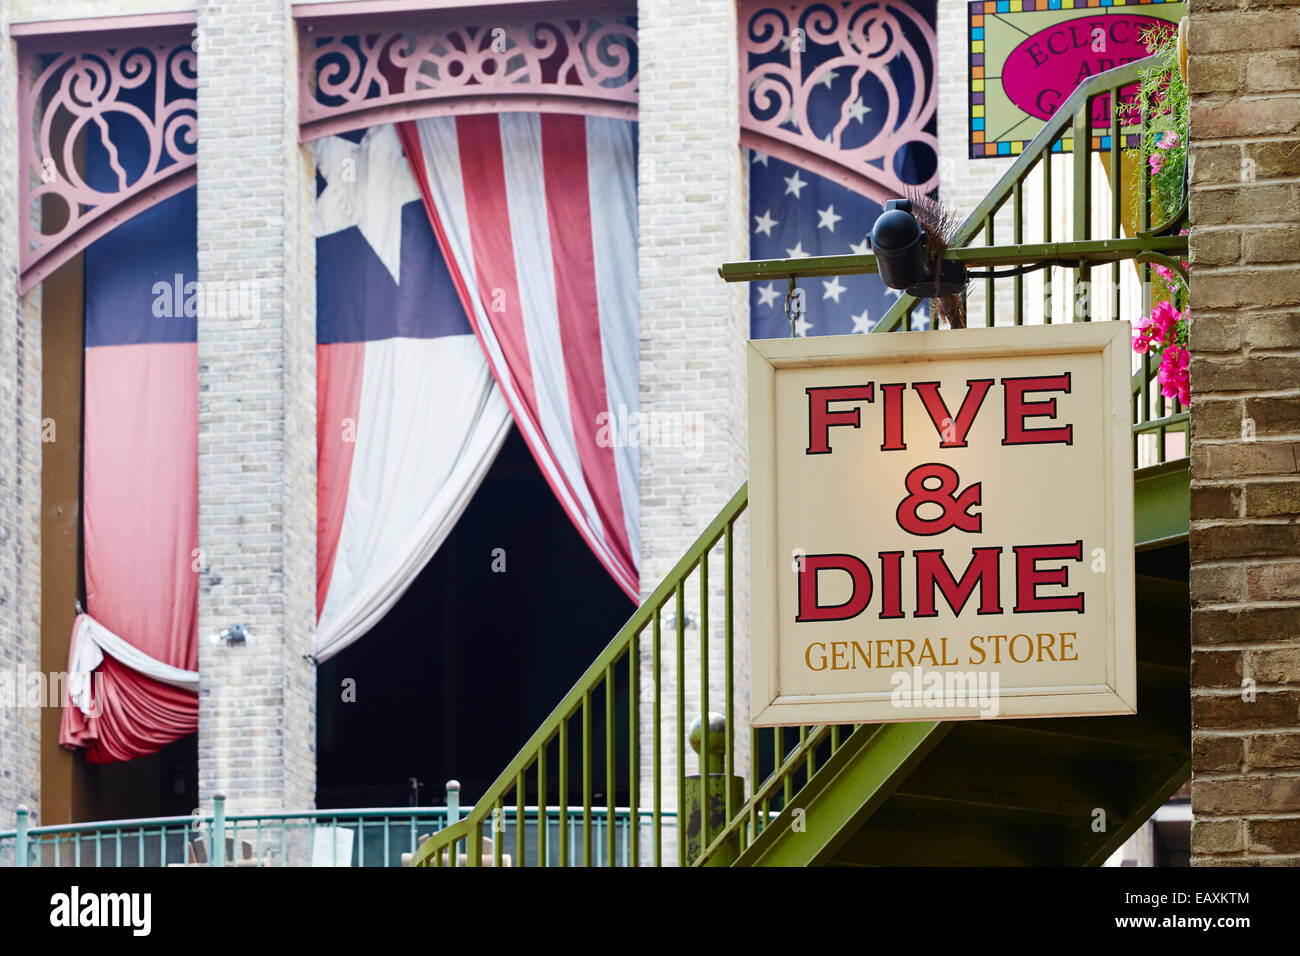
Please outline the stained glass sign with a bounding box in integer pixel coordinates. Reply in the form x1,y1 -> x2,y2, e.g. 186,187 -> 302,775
968,0 -> 1184,159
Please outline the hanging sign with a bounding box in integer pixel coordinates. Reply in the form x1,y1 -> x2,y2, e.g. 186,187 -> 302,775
968,0 -> 1185,158
748,323 -> 1135,726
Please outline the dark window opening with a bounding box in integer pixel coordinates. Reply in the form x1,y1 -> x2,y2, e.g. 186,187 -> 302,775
317,426 -> 635,809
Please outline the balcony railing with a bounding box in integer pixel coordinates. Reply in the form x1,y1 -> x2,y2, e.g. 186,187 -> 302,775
0,797 -> 674,867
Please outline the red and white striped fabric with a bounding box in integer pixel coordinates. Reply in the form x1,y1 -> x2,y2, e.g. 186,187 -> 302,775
398,115 -> 641,601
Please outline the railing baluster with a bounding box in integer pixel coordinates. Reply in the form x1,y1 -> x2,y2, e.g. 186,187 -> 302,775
1013,180 -> 1023,325
984,215 -> 994,326
802,725 -> 814,780
699,544 -> 710,856
583,689 -> 593,867
675,584 -> 686,867
1043,150 -> 1053,323
652,606 -> 662,867
1072,97 -> 1091,322
538,743 -> 548,867
605,664 -> 615,869
748,725 -> 759,844
629,629 -> 639,868
1110,84 -> 1122,322
516,770 -> 525,867
559,716 -> 569,867
724,522 -> 735,832
494,799 -> 504,868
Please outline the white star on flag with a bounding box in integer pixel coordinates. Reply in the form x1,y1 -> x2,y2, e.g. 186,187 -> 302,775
847,97 -> 871,124
785,241 -> 809,259
311,125 -> 420,285
754,209 -> 778,237
851,309 -> 872,333
849,237 -> 870,255
783,170 -> 806,198
757,283 -> 780,308
822,276 -> 847,302
795,316 -> 813,337
751,150 -> 769,166
819,69 -> 839,90
817,205 -> 842,232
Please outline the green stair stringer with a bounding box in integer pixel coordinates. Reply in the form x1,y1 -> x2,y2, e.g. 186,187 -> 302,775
727,722 -> 952,867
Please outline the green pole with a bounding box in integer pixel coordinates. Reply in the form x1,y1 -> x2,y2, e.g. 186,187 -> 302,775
15,804 -> 29,867
212,793 -> 226,867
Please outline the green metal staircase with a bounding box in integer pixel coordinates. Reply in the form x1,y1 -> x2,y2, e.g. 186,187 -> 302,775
412,59 -> 1190,868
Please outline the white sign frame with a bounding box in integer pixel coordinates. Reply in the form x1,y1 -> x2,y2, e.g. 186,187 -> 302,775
748,323 -> 1136,727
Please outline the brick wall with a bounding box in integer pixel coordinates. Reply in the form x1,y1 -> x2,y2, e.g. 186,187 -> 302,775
1187,0 -> 1300,864
195,0 -> 316,815
0,10 -> 43,829
637,0 -> 751,824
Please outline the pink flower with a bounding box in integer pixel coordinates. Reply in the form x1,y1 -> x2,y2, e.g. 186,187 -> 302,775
1158,346 -> 1191,404
1133,333 -> 1151,354
1153,263 -> 1176,285
1149,300 -> 1182,343
1149,152 -> 1166,175
1157,130 -> 1180,150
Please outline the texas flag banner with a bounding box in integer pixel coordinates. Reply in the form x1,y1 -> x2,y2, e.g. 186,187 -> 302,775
312,125 -> 512,662
61,184 -> 201,763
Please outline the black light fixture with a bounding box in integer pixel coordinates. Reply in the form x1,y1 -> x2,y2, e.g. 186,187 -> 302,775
868,199 -> 967,299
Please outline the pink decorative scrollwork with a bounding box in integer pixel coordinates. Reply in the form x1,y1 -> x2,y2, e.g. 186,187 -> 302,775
741,0 -> 938,203
298,14 -> 638,142
18,36 -> 197,294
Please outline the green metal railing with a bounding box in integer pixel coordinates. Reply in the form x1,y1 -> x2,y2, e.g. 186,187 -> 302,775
0,798 -> 670,867
412,483 -> 749,867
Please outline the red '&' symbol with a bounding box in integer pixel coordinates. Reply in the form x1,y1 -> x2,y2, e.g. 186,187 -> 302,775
895,463 -> 982,536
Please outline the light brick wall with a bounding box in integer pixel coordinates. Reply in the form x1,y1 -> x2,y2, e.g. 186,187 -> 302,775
637,0 -> 751,827
1187,0 -> 1300,864
8,0 -> 193,21
938,0 -> 1012,223
195,0 -> 316,815
0,8 -> 44,829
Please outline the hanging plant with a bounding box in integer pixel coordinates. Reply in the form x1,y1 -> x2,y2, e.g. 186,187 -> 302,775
1126,24 -> 1190,405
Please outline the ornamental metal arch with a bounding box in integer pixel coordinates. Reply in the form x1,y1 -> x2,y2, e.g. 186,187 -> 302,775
297,0 -> 940,207
14,16 -> 198,294
295,2 -> 639,142
739,0 -> 939,205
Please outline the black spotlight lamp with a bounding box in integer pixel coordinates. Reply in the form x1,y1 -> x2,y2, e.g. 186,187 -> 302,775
869,198 -> 968,300
868,199 -> 928,291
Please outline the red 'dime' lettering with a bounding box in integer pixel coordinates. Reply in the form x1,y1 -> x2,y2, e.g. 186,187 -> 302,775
1002,373 -> 1073,445
795,553 -> 873,622
806,385 -> 873,455
1013,541 -> 1085,613
914,547 -> 1003,618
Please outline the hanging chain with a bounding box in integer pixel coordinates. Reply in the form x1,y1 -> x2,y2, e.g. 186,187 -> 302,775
784,276 -> 802,338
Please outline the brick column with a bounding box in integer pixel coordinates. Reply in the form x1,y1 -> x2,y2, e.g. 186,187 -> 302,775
195,0 -> 316,813
637,0 -> 751,833
1187,0 -> 1300,863
0,9 -> 43,829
